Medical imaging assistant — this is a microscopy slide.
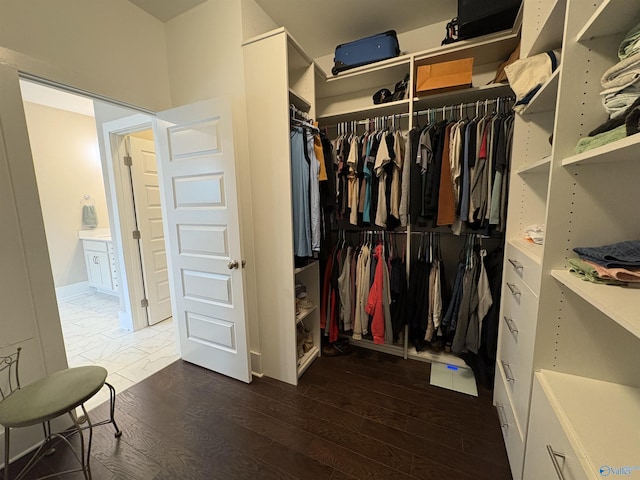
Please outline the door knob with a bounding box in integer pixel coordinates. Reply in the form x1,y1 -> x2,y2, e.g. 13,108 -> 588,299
227,260 -> 239,270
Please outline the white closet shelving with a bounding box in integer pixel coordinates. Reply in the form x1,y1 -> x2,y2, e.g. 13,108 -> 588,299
498,0 -> 640,479
314,21 -> 521,369
496,0 -> 567,478
244,18 -> 522,371
243,28 -> 321,385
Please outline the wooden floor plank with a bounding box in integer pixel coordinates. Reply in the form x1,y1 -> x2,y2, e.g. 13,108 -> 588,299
1,347 -> 511,480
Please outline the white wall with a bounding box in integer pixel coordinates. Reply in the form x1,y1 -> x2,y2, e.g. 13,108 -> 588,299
24,101 -> 109,289
0,1 -> 174,462
0,0 -> 172,112
241,0 -> 278,42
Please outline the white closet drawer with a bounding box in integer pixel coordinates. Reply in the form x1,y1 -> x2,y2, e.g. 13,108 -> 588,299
498,269 -> 538,433
82,239 -> 108,252
523,375 -> 587,480
494,372 -> 524,480
505,241 -> 542,295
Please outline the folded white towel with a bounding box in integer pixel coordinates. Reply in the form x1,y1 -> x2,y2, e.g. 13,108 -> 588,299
602,82 -> 640,118
600,53 -> 640,93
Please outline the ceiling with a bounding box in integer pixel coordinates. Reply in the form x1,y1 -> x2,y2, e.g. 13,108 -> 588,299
254,0 -> 456,58
128,0 -> 207,22
25,1 -> 456,114
126,0 -> 456,58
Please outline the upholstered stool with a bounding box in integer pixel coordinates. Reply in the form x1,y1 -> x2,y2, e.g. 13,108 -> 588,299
0,349 -> 121,480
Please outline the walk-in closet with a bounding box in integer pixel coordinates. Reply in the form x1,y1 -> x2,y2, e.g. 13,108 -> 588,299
243,0 -> 640,478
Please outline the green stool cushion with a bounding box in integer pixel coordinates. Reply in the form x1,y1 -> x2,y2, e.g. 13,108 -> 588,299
0,366 -> 107,428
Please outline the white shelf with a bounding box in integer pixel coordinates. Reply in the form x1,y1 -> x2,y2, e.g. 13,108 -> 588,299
577,0 -> 640,43
551,269 -> 640,339
517,156 -> 551,175
295,305 -> 316,324
296,345 -> 319,378
413,30 -> 520,67
537,370 -> 640,480
528,0 -> 567,56
562,132 -> 640,166
520,68 -> 560,115
317,99 -> 410,124
294,261 -> 317,275
508,238 -> 544,265
407,347 -> 467,368
345,336 -> 406,357
317,58 -> 410,100
289,88 -> 311,112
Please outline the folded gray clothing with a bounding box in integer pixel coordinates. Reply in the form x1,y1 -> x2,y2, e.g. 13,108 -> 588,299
602,82 -> 640,118
589,95 -> 640,136
601,53 -> 640,93
619,21 -> 640,60
574,240 -> 640,268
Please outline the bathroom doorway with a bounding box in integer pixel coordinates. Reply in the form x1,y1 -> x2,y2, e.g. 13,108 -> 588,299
19,79 -> 177,398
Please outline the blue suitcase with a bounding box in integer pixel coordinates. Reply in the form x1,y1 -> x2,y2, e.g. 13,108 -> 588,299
332,31 -> 400,75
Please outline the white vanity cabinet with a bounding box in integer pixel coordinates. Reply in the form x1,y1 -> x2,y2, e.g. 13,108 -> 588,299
79,230 -> 118,294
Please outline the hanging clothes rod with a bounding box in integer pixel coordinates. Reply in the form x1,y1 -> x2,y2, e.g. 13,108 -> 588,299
321,96 -> 515,130
290,103 -> 310,121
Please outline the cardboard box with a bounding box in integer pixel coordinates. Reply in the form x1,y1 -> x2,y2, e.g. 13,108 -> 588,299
415,58 -> 474,96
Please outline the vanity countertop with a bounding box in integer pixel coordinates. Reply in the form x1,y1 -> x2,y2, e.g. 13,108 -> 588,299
78,228 -> 112,241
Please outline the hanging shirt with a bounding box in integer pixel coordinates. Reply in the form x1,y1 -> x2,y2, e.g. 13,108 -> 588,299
437,123 -> 456,226
399,132 -> 412,226
290,128 -> 311,257
374,131 -> 391,228
337,246 -> 353,330
305,129 -> 321,251
366,244 -> 386,345
390,130 -> 405,220
347,135 -> 360,225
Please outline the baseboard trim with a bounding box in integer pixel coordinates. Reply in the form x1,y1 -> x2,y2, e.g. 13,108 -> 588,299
55,281 -> 92,299
250,350 -> 262,378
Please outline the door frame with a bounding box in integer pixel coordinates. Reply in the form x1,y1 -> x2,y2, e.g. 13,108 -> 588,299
100,114 -> 158,331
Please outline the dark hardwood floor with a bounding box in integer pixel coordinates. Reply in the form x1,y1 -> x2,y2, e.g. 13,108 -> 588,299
7,347 -> 512,479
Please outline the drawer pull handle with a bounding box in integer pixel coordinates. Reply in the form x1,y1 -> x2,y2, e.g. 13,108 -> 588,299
504,316 -> 519,334
502,361 -> 515,382
546,445 -> 566,480
506,283 -> 521,296
496,403 -> 508,428
508,258 -> 524,270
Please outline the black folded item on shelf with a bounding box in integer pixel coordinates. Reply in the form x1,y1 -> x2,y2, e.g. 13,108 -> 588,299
457,0 -> 522,40
372,74 -> 409,105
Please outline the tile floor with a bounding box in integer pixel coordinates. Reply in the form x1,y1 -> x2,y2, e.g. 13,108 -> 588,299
57,291 -> 179,411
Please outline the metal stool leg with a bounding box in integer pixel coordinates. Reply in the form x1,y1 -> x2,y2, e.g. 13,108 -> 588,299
104,382 -> 121,438
4,427 -> 9,480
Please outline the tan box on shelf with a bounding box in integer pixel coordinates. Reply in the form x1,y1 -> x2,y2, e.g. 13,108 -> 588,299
415,57 -> 474,96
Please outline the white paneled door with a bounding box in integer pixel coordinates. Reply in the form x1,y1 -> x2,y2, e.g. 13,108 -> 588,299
128,136 -> 171,325
154,98 -> 251,383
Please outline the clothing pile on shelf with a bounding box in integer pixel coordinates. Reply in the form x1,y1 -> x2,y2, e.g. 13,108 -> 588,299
505,50 -> 562,112
575,21 -> 640,154
570,240 -> 640,286
325,102 -> 514,235
320,233 -> 407,346
525,224 -> 545,245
